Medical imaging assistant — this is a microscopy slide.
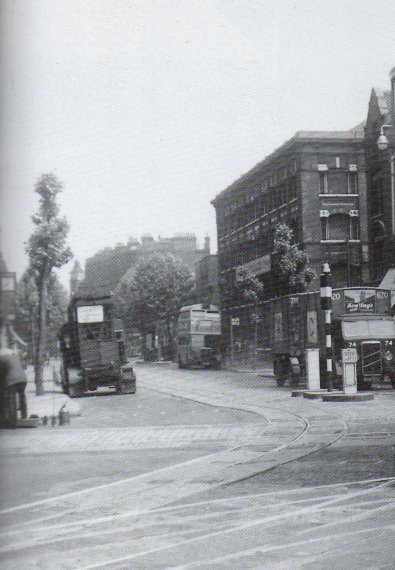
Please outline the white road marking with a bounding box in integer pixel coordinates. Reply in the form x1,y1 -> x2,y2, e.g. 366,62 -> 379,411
2,497 -> 394,555
2,476 -> 394,536
72,480 -> 395,570
172,523 -> 395,569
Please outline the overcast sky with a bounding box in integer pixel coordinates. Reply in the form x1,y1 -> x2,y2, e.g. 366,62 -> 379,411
1,0 -> 395,289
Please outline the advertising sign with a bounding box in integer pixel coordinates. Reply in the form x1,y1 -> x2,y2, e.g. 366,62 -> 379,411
307,310 -> 318,344
77,305 -> 104,323
344,289 -> 375,314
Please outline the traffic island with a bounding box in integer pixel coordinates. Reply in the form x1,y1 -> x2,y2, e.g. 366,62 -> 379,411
322,392 -> 374,402
303,390 -> 341,400
291,389 -> 306,397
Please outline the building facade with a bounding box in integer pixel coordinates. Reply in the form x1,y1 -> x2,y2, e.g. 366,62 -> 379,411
211,129 -> 368,351
365,69 -> 395,283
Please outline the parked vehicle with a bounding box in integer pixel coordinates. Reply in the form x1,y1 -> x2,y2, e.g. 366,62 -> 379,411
176,304 -> 222,369
58,290 -> 136,397
270,287 -> 395,389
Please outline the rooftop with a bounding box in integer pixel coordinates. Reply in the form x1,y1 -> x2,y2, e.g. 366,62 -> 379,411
212,128 -> 364,205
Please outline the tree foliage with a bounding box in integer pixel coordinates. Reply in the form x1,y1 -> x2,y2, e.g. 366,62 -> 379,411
83,243 -> 138,290
115,253 -> 195,346
25,173 -> 72,394
15,270 -> 68,360
235,268 -> 264,303
26,174 -> 72,285
273,223 -> 316,291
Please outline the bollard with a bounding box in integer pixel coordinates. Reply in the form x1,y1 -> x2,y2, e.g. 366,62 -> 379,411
51,415 -> 57,427
58,408 -> 67,426
305,348 -> 320,391
42,416 -> 48,426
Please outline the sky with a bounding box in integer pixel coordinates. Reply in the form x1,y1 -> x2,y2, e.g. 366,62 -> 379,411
1,0 -> 395,289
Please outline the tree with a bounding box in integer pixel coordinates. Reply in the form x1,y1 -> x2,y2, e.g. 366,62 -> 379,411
25,174 -> 72,394
234,268 -> 264,362
273,223 -> 316,293
83,243 -> 138,290
14,270 -> 69,362
115,253 -> 195,355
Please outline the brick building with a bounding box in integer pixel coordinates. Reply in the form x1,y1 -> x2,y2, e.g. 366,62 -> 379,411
365,68 -> 395,283
211,128 -> 368,351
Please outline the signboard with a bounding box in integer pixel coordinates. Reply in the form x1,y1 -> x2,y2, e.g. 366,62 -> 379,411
307,310 -> 318,343
231,318 -> 240,326
236,254 -> 271,277
77,305 -> 104,323
342,348 -> 358,363
344,289 -> 375,313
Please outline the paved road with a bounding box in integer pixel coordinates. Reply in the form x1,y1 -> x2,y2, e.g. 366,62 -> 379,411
0,363 -> 394,569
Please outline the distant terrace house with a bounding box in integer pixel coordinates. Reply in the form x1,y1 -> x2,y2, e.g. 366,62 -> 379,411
211,128 -> 368,351
81,233 -> 211,292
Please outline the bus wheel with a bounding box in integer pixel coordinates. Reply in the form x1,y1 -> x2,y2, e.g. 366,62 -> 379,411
68,368 -> 84,397
276,377 -> 286,387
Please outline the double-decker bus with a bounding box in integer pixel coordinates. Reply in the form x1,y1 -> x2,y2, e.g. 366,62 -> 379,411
176,304 -> 222,369
270,287 -> 395,389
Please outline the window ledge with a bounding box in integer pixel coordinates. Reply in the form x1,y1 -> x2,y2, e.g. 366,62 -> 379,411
319,194 -> 359,198
320,239 -> 361,243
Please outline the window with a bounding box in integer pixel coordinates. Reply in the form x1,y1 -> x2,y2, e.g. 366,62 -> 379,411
321,217 -> 329,240
350,217 -> 360,240
319,171 -> 355,194
348,172 -> 358,194
330,214 -> 349,240
321,214 -> 360,241
319,172 -> 328,193
327,171 -> 348,194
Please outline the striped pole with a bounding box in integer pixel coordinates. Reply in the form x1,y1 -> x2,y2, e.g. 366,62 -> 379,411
320,262 -> 333,392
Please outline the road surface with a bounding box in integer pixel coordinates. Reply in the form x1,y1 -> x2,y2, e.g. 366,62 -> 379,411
0,363 -> 394,569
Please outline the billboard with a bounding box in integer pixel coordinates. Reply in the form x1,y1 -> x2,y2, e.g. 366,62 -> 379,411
344,290 -> 375,313
77,305 -> 104,323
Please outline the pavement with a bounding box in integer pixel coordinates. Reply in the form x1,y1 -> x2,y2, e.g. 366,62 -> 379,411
24,362 -> 81,422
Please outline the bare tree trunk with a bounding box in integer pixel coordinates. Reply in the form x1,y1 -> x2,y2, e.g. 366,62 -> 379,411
34,278 -> 47,396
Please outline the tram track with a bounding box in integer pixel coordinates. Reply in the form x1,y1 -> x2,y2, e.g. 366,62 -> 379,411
4,366 -> 389,569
